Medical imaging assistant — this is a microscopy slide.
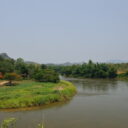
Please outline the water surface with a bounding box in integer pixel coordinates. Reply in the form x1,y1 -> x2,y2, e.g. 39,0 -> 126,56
0,79 -> 128,128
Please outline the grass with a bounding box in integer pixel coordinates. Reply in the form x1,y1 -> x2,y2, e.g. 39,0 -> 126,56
0,118 -> 16,128
0,117 -> 44,128
0,80 -> 76,109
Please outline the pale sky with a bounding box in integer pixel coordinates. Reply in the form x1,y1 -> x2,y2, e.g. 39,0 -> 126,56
0,0 -> 128,63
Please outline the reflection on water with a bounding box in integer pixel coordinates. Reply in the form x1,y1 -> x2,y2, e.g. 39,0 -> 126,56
69,79 -> 118,96
1,79 -> 128,128
69,78 -> 118,91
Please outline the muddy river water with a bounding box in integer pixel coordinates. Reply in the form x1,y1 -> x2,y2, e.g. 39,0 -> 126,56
0,78 -> 128,128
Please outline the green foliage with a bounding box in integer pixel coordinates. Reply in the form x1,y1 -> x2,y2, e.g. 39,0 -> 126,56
118,71 -> 128,78
34,69 -> 60,83
114,63 -> 128,73
0,80 -> 76,109
0,59 -> 14,74
0,56 -> 60,82
50,61 -> 117,78
41,64 -> 47,70
0,118 -> 16,128
0,53 -> 119,81
26,64 -> 41,79
4,73 -> 21,86
4,73 -> 20,81
0,118 -> 44,128
14,58 -> 29,78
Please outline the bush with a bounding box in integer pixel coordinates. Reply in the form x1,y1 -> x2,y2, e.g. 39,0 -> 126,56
4,73 -> 21,86
50,61 -> 117,79
0,72 -> 4,79
34,69 -> 60,83
118,71 -> 128,78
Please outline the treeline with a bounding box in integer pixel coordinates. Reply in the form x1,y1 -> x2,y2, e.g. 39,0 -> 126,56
113,63 -> 128,73
115,63 -> 128,78
1,54 -> 127,81
0,56 -> 59,83
49,60 -> 117,78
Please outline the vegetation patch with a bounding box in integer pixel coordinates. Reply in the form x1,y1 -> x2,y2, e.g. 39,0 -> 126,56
0,80 -> 76,109
50,60 -> 117,78
117,71 -> 128,80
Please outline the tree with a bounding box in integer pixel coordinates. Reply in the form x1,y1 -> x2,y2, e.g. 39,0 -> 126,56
0,72 -> 4,79
34,69 -> 60,83
27,64 -> 39,79
108,67 -> 117,78
15,58 -> 28,78
4,73 -> 21,86
50,60 -> 117,79
41,64 -> 47,70
0,59 -> 14,74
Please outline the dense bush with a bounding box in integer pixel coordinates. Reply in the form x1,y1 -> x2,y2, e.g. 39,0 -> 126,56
118,71 -> 128,78
0,59 -> 14,74
34,69 -> 60,83
114,63 -> 128,73
0,54 -> 120,80
4,73 -> 21,86
0,72 -> 4,79
0,56 -> 60,82
49,60 -> 117,78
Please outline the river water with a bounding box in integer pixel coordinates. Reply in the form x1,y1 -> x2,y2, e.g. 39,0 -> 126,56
0,78 -> 128,128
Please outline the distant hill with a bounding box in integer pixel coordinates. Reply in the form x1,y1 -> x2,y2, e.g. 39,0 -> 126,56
0,53 -> 12,60
106,60 -> 128,64
0,53 -> 40,65
58,62 -> 75,66
46,62 -> 83,66
25,61 -> 40,65
1,53 -> 128,65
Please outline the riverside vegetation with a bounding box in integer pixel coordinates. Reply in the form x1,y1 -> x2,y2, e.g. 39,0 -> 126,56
0,118 -> 44,128
49,60 -> 117,78
0,53 -> 128,109
0,118 -> 16,128
0,80 -> 76,109
0,53 -> 76,109
49,61 -> 128,80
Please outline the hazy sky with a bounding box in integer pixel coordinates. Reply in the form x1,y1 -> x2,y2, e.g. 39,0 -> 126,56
0,0 -> 128,63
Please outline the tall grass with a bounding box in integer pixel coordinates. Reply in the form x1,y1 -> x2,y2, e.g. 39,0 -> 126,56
0,118 -> 16,128
0,80 -> 76,109
0,118 -> 44,128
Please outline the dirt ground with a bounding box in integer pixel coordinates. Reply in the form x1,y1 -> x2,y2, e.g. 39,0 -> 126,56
0,81 -> 8,86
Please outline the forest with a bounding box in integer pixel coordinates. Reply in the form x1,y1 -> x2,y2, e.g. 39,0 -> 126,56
1,53 -> 128,82
0,54 -> 59,83
0,54 -> 76,109
49,60 -> 117,78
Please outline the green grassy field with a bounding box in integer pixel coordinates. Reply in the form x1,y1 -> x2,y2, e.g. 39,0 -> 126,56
0,80 -> 76,109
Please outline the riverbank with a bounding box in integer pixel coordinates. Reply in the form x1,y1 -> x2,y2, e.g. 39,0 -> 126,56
0,80 -> 76,109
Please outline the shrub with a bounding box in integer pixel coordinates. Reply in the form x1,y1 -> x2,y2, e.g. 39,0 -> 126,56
0,118 -> 16,128
4,73 -> 21,86
34,69 -> 60,83
0,72 -> 4,79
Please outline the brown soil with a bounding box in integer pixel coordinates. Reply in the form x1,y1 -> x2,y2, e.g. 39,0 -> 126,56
0,81 -> 8,86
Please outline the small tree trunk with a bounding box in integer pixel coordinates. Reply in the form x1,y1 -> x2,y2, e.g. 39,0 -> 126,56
9,80 -> 12,86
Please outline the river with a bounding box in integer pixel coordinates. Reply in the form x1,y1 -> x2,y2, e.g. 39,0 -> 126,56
0,78 -> 128,128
